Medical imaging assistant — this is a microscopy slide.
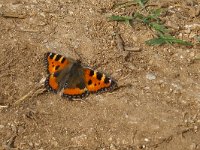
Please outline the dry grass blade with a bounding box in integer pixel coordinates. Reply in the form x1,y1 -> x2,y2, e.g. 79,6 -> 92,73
1,12 -> 26,19
13,83 -> 46,106
0,105 -> 9,108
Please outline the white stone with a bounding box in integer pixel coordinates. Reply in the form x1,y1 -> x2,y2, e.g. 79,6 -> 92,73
146,73 -> 156,80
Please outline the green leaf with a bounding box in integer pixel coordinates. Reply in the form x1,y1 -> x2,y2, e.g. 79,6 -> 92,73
145,37 -> 166,45
146,35 -> 193,46
135,0 -> 148,7
149,9 -> 162,19
133,9 -> 163,25
133,12 -> 151,25
108,15 -> 133,23
133,12 -> 145,20
150,22 -> 169,34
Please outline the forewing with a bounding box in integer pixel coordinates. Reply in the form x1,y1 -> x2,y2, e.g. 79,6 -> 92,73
83,68 -> 117,93
45,52 -> 72,74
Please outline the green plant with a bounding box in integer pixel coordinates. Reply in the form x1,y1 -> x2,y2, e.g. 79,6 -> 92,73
146,35 -> 193,46
109,1 -> 193,46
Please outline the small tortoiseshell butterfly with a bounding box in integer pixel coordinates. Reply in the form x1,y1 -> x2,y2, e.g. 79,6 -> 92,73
44,52 -> 117,100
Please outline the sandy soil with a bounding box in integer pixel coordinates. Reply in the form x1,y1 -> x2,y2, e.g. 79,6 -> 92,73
0,0 -> 200,149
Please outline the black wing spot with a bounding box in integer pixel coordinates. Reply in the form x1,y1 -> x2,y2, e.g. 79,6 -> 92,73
54,72 -> 60,77
55,54 -> 62,61
88,80 -> 92,85
61,57 -> 66,63
98,82 -> 100,85
55,65 -> 60,70
89,70 -> 94,76
104,77 -> 110,84
96,72 -> 103,81
49,53 -> 55,59
52,65 -> 55,67
94,83 -> 97,86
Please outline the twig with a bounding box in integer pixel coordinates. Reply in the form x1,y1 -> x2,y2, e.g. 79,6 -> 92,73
30,87 -> 47,99
124,46 -> 142,52
149,135 -> 173,148
1,13 -> 26,19
0,105 -> 9,108
113,83 -> 133,92
13,83 -> 46,106
115,32 -> 125,52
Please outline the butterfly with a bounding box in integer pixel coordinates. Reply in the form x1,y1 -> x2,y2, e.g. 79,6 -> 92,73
44,52 -> 117,100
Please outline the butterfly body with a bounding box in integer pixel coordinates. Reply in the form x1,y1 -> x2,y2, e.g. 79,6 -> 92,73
45,52 -> 117,100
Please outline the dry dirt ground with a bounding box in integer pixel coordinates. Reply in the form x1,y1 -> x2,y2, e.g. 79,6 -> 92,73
0,0 -> 200,149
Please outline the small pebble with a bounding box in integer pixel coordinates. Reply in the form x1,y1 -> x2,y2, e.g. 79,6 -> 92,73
144,138 -> 149,142
146,73 -> 156,80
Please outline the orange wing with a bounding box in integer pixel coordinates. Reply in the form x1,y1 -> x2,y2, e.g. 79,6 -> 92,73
45,52 -> 71,74
45,52 -> 73,93
45,74 -> 59,93
83,68 -> 117,93
62,66 -> 90,99
62,87 -> 89,99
